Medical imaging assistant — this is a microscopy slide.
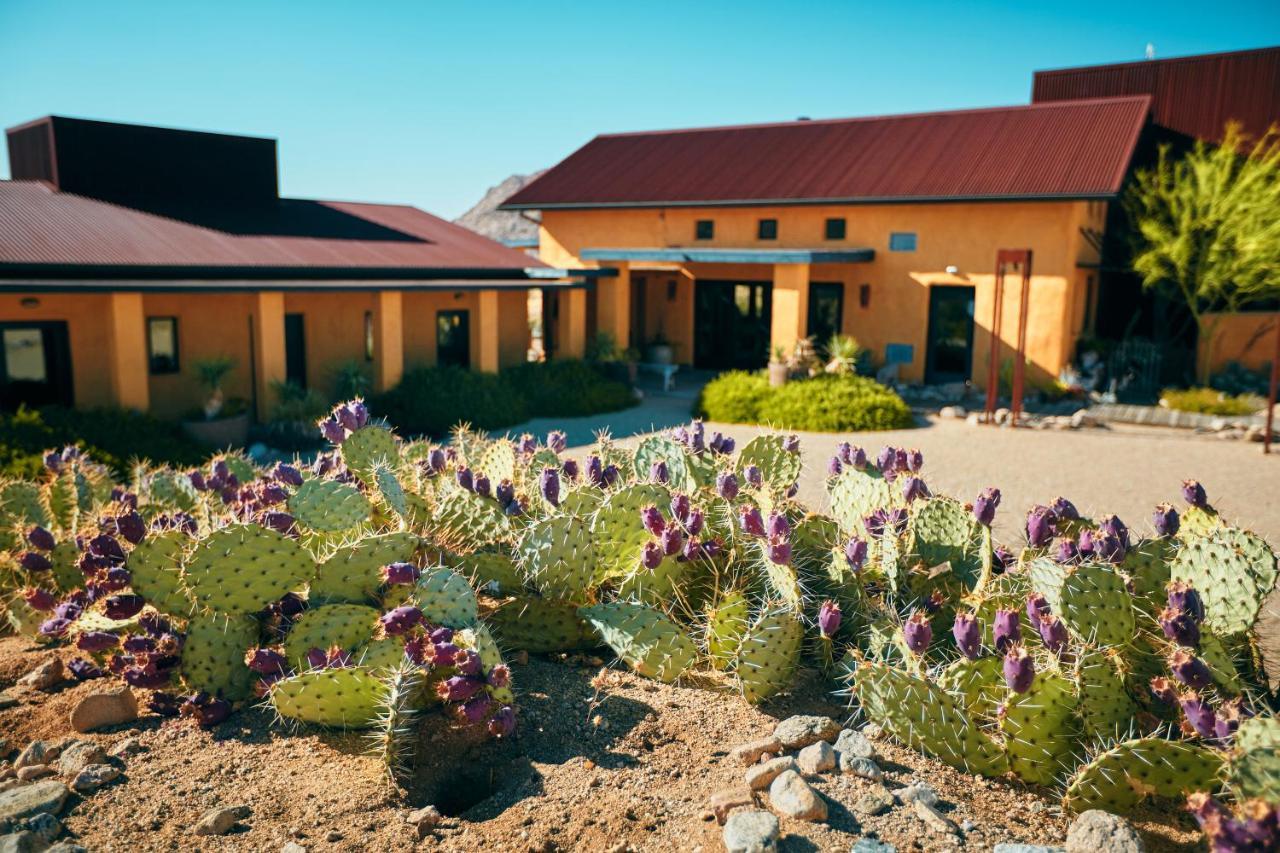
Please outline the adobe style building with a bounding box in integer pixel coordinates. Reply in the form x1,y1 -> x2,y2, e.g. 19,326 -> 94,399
0,117 -> 592,418
504,46 -> 1280,388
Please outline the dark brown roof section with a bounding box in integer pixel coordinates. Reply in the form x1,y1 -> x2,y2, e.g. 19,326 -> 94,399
1033,46 -> 1280,144
502,97 -> 1152,210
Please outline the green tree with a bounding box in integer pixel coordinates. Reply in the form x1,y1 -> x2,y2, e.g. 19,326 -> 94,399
1126,123 -> 1280,382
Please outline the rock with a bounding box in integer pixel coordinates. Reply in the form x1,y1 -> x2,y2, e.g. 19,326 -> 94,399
193,805 -> 250,836
15,767 -> 52,783
69,688 -> 138,733
861,723 -> 884,740
914,799 -> 958,835
729,737 -> 782,767
45,845 -> 88,853
0,781 -> 19,795
14,742 -> 58,771
993,846 -> 1065,853
0,831 -> 40,853
965,412 -> 983,427
108,738 -> 145,759
744,757 -> 797,791
768,770 -> 827,822
722,809 -> 779,853
854,790 -> 896,817
707,786 -> 754,824
851,841 -> 897,853
0,781 -> 69,824
1071,409 -> 1097,429
280,844 -> 307,853
70,763 -> 120,795
796,741 -> 836,775
1066,810 -> 1144,853
0,694 -> 19,711
835,729 -> 877,760
839,754 -> 883,782
938,405 -> 967,420
56,742 -> 106,777
995,407 -> 1011,425
17,659 -> 63,691
406,804 -> 442,839
772,715 -> 841,750
893,781 -> 939,807
19,812 -> 60,844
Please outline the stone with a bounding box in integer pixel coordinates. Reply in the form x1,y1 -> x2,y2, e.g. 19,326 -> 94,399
193,805 -> 250,836
861,723 -> 884,740
835,729 -> 877,760
56,742 -> 106,777
938,406 -> 967,420
14,742 -> 58,771
965,412 -> 984,427
1066,810 -> 1144,853
893,781 -> 939,807
772,715 -> 841,750
15,767 -> 52,783
914,799 -> 958,835
45,845 -> 89,853
280,844 -> 307,853
0,831 -> 40,853
69,688 -> 138,733
406,804 -> 442,839
722,809 -> 779,853
0,694 -> 19,711
851,841 -> 897,853
17,660 -> 63,691
993,846 -> 1065,853
19,812 -> 60,845
995,407 -> 1011,425
1070,409 -> 1096,429
796,741 -> 836,775
707,786 -> 754,824
744,757 -> 797,791
70,763 -> 120,795
853,789 -> 897,817
0,781 -> 69,824
108,738 -> 145,759
839,754 -> 883,782
768,770 -> 827,822
729,737 -> 782,767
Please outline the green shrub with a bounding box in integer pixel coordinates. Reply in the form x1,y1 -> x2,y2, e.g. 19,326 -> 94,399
698,372 -> 913,432
504,360 -> 635,418
0,406 -> 206,479
1161,387 -> 1265,416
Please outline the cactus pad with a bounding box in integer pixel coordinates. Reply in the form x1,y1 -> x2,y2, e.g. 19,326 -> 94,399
288,479 -> 373,533
828,468 -> 893,534
414,567 -> 478,629
127,530 -> 194,617
478,439 -> 517,484
459,624 -> 514,705
1171,525 -> 1277,637
590,484 -> 670,581
452,550 -> 526,596
340,425 -> 398,486
432,489 -> 511,549
736,435 -> 802,491
938,656 -> 1004,720
271,667 -> 386,727
703,589 -> 751,670
283,603 -> 380,666
1229,716 -> 1280,801
48,540 -> 83,593
908,496 -> 983,584
1000,671 -> 1079,786
517,515 -> 596,601
579,601 -> 697,683
181,612 -> 258,701
183,524 -> 315,613
488,596 -> 597,653
1057,563 -> 1135,647
149,470 -> 199,511
372,465 -> 408,518
633,435 -> 692,491
310,532 -> 420,604
734,609 -> 804,704
1075,648 -> 1137,739
1063,737 -> 1223,814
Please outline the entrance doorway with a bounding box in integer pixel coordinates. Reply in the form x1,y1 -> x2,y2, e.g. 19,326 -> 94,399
925,286 -> 975,384
437,310 -> 471,368
284,313 -> 307,388
0,322 -> 73,409
807,282 -> 844,353
694,280 -> 772,370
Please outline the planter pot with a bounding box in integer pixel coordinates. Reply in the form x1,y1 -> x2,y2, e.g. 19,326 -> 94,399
183,412 -> 250,448
646,344 -> 674,365
768,362 -> 790,387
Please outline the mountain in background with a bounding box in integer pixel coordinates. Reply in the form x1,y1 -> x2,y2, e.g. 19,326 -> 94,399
454,171 -> 544,243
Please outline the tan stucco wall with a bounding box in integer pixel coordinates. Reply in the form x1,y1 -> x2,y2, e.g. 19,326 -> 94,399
1201,311 -> 1279,376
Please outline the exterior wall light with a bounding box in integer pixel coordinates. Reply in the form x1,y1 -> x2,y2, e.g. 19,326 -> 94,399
945,265 -> 959,275
20,297 -> 39,308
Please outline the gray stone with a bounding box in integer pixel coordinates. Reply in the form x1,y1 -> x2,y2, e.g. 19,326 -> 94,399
914,799 -> 958,835
19,812 -> 60,844
835,729 -> 877,760
0,831 -> 40,853
0,694 -> 18,711
45,845 -> 88,853
861,723 -> 884,740
772,715 -> 841,750
729,737 -> 782,767
0,781 -> 68,824
795,741 -> 836,776
15,767 -> 52,783
1066,810 -> 1144,853
406,804 -> 442,839
768,770 -> 827,822
853,790 -> 896,817
851,841 -> 897,853
839,754 -> 883,782
69,688 -> 138,733
108,737 -> 145,759
70,763 -> 120,795
193,805 -> 250,836
17,659 -> 63,691
723,809 -> 779,853
56,742 -> 106,777
993,846 -> 1065,853
893,781 -> 939,807
745,757 -> 797,791
14,742 -> 58,771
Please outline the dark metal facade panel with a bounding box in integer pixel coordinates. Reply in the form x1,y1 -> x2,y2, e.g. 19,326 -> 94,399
1032,47 -> 1280,144
503,98 -> 1151,209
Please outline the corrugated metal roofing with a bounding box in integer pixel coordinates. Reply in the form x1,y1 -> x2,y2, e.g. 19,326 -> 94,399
1033,46 -> 1280,144
0,181 -> 545,276
502,97 -> 1152,209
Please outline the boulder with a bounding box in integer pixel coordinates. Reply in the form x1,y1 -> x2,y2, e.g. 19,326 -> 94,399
745,757 -> 797,791
772,715 -> 841,750
834,729 -> 876,760
57,742 -> 107,777
16,660 -> 63,691
0,781 -> 69,824
70,764 -> 120,795
768,770 -> 827,822
796,741 -> 836,776
1066,809 -> 1144,853
69,688 -> 138,733
722,809 -> 779,853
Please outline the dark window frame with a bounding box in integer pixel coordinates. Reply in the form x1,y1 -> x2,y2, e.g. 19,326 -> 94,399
146,316 -> 180,375
695,219 -> 714,240
824,218 -> 846,240
757,218 -> 778,240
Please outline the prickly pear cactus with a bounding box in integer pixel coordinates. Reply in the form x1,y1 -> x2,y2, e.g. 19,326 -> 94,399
487,596 -> 597,653
938,656 -> 1004,720
182,613 -> 258,701
590,484 -> 670,581
183,524 -> 315,613
1057,563 -> 1135,647
372,465 -> 408,519
48,540 -> 84,593
1075,648 -> 1137,740
271,667 -> 387,727
432,489 -> 511,549
1000,672 -> 1079,786
310,532 -> 420,605
414,567 -> 478,629
736,435 -> 801,491
1063,737 -> 1223,814
579,601 -> 697,684
908,496 -> 982,584
517,515 -> 596,601
828,468 -> 892,534
734,609 -> 804,704
633,435 -> 692,491
288,479 -> 373,532
1171,525 -> 1277,637
478,440 -> 517,485
126,530 -> 194,617
339,424 -> 398,486
283,604 -> 380,667
451,551 -> 526,596
1228,716 -> 1280,801
703,589 -> 751,670
460,624 -> 515,705
149,470 -> 199,511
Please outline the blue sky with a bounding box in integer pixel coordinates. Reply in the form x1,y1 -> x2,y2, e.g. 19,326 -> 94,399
2,1 -> 1277,218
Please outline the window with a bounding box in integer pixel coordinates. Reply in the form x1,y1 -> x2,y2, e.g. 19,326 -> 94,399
889,232 -> 917,252
364,311 -> 375,361
807,283 -> 844,346
859,284 -> 871,308
757,219 -> 778,240
147,317 -> 179,374
284,313 -> 307,388
824,218 -> 846,240
437,310 -> 471,368
695,220 -> 714,240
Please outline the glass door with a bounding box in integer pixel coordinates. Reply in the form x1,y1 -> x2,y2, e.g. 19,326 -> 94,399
437,310 -> 471,368
0,322 -> 73,409
694,280 -> 772,370
925,286 -> 975,384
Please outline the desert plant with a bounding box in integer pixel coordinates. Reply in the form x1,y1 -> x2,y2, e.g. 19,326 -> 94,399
193,356 -> 236,420
331,360 -> 373,401
698,372 -> 912,432
1161,387 -> 1265,416
825,334 -> 863,375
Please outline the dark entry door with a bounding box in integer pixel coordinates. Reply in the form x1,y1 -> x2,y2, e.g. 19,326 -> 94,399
807,283 -> 844,352
694,281 -> 772,370
925,286 -> 975,384
284,313 -> 307,388
0,322 -> 73,410
437,310 -> 471,368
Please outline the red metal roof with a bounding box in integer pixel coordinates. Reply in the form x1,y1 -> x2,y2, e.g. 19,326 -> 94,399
1033,47 -> 1280,144
0,180 -> 545,276
502,97 -> 1152,209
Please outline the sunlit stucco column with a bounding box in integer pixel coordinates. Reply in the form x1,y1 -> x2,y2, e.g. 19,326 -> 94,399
252,291 -> 286,421
559,288 -> 588,358
476,289 -> 501,372
770,263 -> 810,358
374,290 -> 404,391
595,261 -> 631,349
106,292 -> 150,411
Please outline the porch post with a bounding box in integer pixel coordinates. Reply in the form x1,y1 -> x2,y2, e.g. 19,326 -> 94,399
560,288 -> 588,358
373,290 -> 404,391
252,291 -> 286,421
476,289 -> 501,373
770,263 -> 810,359
595,261 -> 631,350
106,292 -> 150,411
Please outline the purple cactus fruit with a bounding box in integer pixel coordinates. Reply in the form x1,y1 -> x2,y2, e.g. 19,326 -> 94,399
835,442 -> 853,464
923,590 -> 946,614
261,511 -> 297,536
473,475 -> 491,498
766,513 -> 790,540
453,649 -> 484,678
686,508 -> 705,536
844,537 -> 868,572
381,562 -> 421,586
380,605 -> 425,637
539,467 -> 561,507
319,417 -> 346,444
426,448 -> 446,475
429,641 -> 460,667
504,499 -> 523,517
1152,503 -> 1180,538
562,459 -> 579,480
148,692 -> 183,717
76,631 -> 119,653
767,539 -> 792,566
1025,505 -> 1057,548
716,435 -> 735,455
716,471 -> 739,500
903,611 -> 933,656
1178,691 -> 1217,738
43,450 -> 62,472
649,461 -> 669,484
1076,527 -> 1097,558
1051,538 -> 1079,565
901,476 -> 929,503
1148,676 -> 1178,706
273,463 -> 304,487
660,526 -> 685,557
1160,606 -> 1201,648
1099,514 -> 1130,549
39,617 -> 72,638
1025,592 -> 1050,627
103,594 -> 144,620
744,465 -> 763,488
1093,531 -> 1128,563
875,446 -> 898,475
1181,479 -> 1208,509
1049,496 -> 1079,523
739,506 -> 766,537
22,587 -> 56,612
123,665 -> 171,689
272,594 -> 306,621
640,506 -> 666,537
67,658 -> 104,681
19,551 -> 52,572
27,526 -> 56,552
972,487 -> 1001,527
488,705 -> 516,738
495,479 -> 515,506
245,647 -> 288,675
1168,648 -> 1213,690
826,456 -> 843,478
680,537 -> 703,561
818,600 -> 842,638
848,446 -> 867,469
782,435 -> 800,453
1037,614 -> 1069,655
993,546 -> 1014,574
487,663 -> 511,690
1166,581 -> 1206,623
702,538 -> 724,559
459,695 -> 495,725
122,634 -> 156,654
952,612 -> 981,660
886,508 -> 909,535
863,510 -> 887,538
906,448 -> 924,472
182,694 -> 233,728
1214,698 -> 1249,742
437,675 -> 485,703
1003,645 -> 1036,693
456,467 -> 475,492
670,494 -> 691,525
582,456 -> 604,487
256,484 -> 287,506
305,647 -> 329,669
641,541 -> 664,570
546,430 -> 567,453
993,608 -> 1021,653
517,433 -> 537,455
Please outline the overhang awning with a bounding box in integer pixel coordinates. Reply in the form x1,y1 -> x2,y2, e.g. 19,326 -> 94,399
578,247 -> 874,264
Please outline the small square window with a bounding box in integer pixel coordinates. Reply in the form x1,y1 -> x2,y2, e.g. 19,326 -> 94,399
889,232 -> 917,252
147,317 -> 179,374
695,220 -> 714,240
824,218 -> 846,240
757,219 -> 778,240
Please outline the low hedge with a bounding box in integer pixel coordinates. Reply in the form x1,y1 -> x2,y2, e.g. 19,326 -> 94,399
1160,387 -> 1265,417
697,372 -> 913,432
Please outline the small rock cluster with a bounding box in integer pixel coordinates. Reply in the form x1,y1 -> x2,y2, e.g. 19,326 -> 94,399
960,408 -> 1102,431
